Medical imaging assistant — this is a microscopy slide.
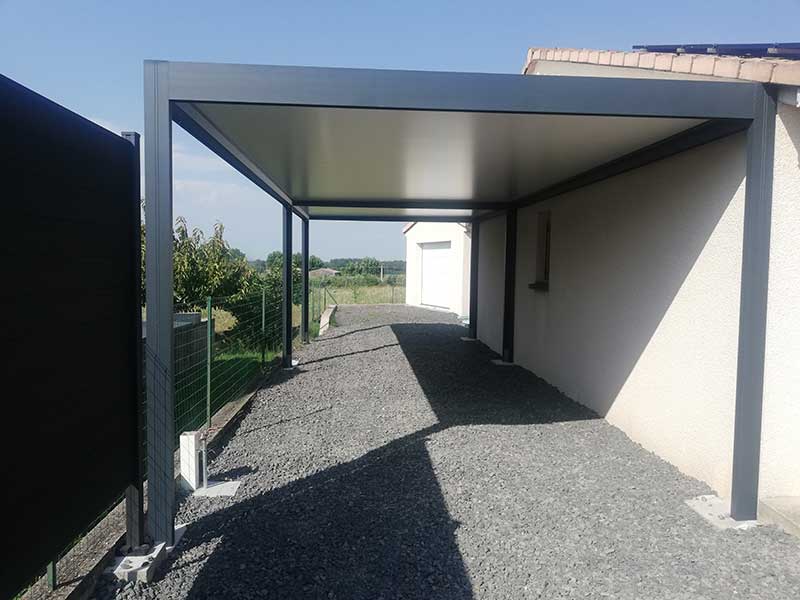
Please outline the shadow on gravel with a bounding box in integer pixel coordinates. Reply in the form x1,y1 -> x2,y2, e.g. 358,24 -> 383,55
300,343 -> 399,366
390,322 -> 599,427
177,318 -> 597,599
312,323 -> 389,341
181,425 -> 471,599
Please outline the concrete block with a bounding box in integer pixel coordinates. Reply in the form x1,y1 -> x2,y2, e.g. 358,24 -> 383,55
623,53 -> 640,67
739,59 -> 775,83
713,56 -> 741,79
653,53 -> 674,71
690,54 -> 717,76
672,54 -> 694,73
638,52 -> 656,69
771,61 -> 800,85
108,525 -> 186,583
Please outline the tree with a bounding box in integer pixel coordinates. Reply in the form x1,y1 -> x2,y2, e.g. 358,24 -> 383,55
172,218 -> 262,308
266,251 -> 325,270
342,257 -> 381,276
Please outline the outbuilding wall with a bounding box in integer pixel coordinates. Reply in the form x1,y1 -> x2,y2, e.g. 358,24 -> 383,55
404,222 -> 471,317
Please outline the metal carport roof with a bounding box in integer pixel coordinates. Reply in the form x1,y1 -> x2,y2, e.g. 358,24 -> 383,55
143,60 -> 776,544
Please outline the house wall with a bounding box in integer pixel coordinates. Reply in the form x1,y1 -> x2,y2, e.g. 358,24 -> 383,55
478,134 -> 747,497
404,222 -> 471,317
476,214 -> 506,355
761,102 -> 800,498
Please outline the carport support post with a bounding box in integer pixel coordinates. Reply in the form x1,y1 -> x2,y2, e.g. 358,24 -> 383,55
143,60 -> 175,545
468,220 -> 480,339
121,131 -> 145,550
730,85 -> 777,521
301,218 -> 310,343
502,209 -> 517,363
282,206 -> 293,367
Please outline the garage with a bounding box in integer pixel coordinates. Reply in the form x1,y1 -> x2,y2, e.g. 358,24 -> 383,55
420,241 -> 452,309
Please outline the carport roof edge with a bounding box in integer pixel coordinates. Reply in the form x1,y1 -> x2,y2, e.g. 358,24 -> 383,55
151,60 -> 762,222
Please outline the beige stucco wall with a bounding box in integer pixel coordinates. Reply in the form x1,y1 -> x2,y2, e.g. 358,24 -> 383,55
476,214 -> 506,355
506,134 -> 748,497
404,222 -> 471,317
760,102 -> 800,498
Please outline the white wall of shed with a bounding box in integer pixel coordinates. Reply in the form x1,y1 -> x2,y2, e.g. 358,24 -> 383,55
404,222 -> 471,317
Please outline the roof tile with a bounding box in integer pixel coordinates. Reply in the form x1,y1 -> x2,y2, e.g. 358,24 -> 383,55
524,45 -> 800,86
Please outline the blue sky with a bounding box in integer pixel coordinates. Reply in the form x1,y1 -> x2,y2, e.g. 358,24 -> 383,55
2,0 -> 798,260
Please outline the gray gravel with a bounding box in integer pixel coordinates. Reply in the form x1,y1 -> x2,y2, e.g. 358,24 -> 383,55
96,304 -> 800,600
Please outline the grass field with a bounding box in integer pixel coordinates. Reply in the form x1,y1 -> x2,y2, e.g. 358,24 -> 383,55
318,284 -> 405,306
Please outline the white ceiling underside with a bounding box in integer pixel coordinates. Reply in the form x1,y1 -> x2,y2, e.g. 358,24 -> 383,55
180,101 -> 704,220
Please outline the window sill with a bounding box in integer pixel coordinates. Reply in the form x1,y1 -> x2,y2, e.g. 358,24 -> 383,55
528,281 -> 549,292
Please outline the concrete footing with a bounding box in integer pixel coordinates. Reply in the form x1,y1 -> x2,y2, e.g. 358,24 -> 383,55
193,480 -> 241,498
685,495 -> 758,530
107,525 -> 186,583
491,358 -> 514,366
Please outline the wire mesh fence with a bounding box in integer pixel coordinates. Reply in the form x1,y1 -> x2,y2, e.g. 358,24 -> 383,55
171,291 -> 292,443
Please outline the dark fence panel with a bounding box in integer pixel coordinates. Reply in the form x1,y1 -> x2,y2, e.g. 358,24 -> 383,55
0,75 -> 140,599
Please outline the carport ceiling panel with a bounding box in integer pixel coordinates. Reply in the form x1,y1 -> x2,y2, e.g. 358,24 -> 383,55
184,101 -> 703,206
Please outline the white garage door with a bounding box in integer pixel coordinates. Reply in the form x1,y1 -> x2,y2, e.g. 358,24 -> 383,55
420,241 -> 451,309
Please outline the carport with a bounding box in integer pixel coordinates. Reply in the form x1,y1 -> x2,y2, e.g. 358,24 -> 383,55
143,60 -> 776,547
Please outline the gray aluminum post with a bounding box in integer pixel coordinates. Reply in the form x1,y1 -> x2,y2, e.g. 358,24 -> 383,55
468,220 -> 480,339
730,85 -> 777,521
282,206 -> 293,367
143,61 -> 175,545
502,209 -> 517,363
301,218 -> 310,343
121,131 -> 145,549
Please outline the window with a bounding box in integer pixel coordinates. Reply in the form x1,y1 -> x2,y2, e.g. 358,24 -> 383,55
530,210 -> 551,291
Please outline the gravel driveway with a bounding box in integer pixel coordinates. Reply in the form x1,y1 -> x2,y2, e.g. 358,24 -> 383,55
96,304 -> 800,600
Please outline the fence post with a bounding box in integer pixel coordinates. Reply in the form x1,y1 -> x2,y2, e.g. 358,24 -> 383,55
206,297 -> 213,430
47,560 -> 56,590
261,287 -> 266,367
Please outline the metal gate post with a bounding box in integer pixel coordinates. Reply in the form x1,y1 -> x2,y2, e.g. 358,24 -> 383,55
730,84 -> 777,520
261,287 -> 266,367
121,130 -> 145,549
206,296 -> 213,429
